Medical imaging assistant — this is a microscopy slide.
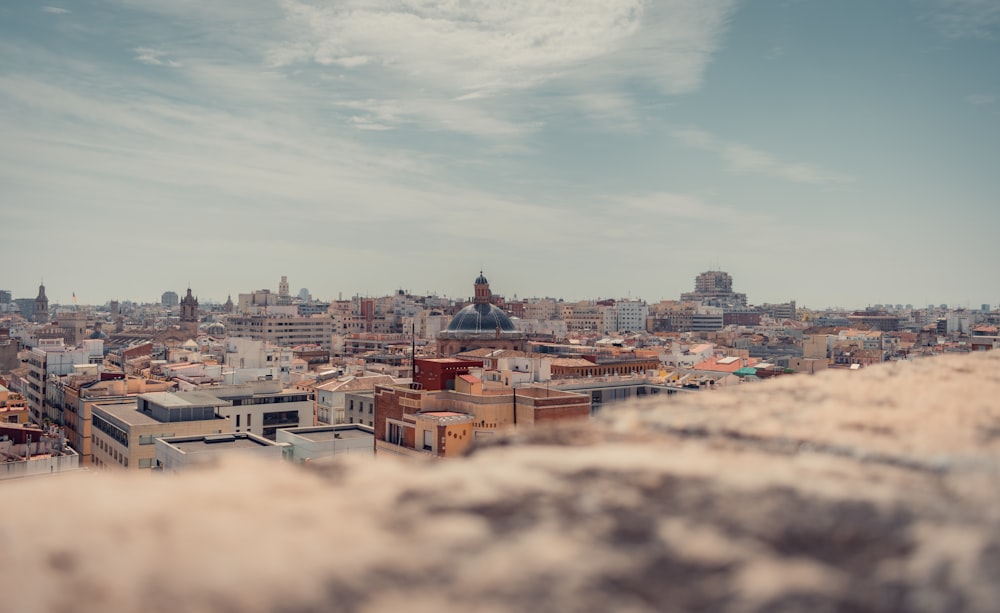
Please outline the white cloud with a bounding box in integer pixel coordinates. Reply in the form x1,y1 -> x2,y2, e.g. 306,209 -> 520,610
41,7 -> 70,14
133,47 -> 181,68
349,116 -> 392,131
619,191 -> 751,223
572,93 -> 641,131
926,0 -> 1000,39
268,0 -> 739,135
966,93 -> 996,105
673,127 -> 853,185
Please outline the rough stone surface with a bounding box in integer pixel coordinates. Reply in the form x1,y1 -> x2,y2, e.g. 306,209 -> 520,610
2,352 -> 1000,612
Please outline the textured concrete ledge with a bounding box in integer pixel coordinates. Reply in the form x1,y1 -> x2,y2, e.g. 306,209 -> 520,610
2,352 -> 999,612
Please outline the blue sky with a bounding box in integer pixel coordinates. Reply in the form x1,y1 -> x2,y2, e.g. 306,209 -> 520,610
1,0 -> 997,309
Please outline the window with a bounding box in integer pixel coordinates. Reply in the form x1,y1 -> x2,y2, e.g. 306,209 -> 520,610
236,414 -> 240,428
247,414 -> 252,427
423,430 -> 433,451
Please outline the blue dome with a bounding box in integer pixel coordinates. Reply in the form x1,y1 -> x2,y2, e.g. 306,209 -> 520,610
446,303 -> 516,333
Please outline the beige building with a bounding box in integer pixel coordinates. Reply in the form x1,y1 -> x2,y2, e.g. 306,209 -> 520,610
62,374 -> 173,466
560,301 -> 614,334
90,394 -> 230,470
0,384 -> 29,424
523,299 -> 560,321
802,334 -> 833,360
227,314 -> 335,351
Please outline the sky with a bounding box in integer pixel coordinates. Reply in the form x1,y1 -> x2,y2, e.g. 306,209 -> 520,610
1,0 -> 998,310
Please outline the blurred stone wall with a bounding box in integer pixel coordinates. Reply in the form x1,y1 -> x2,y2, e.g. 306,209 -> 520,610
2,351 -> 999,612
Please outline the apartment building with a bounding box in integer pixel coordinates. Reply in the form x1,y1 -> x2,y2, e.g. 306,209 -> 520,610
21,338 -> 102,424
560,302 -> 614,334
227,314 -> 334,351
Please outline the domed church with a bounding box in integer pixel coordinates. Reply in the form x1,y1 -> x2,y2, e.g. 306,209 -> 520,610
437,273 -> 527,356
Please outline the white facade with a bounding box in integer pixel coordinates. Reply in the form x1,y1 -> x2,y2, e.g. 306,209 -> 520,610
614,300 -> 649,333
155,433 -> 285,473
513,318 -> 568,339
0,448 -> 80,480
211,383 -> 314,440
22,341 -> 95,423
277,425 -> 374,462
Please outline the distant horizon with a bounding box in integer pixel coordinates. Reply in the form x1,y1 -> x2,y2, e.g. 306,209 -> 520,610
3,274 -> 993,314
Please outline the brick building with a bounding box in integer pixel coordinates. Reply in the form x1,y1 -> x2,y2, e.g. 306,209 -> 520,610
374,375 -> 589,459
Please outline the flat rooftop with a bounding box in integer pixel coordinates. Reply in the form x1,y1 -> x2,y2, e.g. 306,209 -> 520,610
166,434 -> 277,453
514,387 -> 582,399
140,391 -> 228,408
286,426 -> 374,443
418,411 -> 475,424
417,358 -> 481,364
92,401 -> 161,426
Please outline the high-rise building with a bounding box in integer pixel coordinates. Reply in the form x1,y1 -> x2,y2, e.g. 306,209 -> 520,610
161,291 -> 179,307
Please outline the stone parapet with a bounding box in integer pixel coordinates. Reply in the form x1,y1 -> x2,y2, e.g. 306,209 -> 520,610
1,352 -> 999,612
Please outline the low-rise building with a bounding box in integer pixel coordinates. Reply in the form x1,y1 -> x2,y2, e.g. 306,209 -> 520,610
344,390 -> 376,427
277,424 -> 374,463
315,374 -> 397,425
155,432 -> 284,473
0,384 -> 29,425
374,377 -> 589,459
90,395 -> 231,470
0,423 -> 80,480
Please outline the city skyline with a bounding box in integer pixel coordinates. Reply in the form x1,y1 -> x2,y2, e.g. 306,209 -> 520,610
2,1 -> 998,307
1,269 -> 993,312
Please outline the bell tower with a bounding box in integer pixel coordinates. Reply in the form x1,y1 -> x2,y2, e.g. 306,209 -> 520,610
473,272 -> 491,305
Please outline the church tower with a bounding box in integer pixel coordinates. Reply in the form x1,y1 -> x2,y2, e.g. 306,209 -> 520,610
473,272 -> 491,305
34,283 -> 49,323
179,288 -> 199,337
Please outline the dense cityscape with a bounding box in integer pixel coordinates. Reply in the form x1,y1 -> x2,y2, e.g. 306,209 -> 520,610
1,269 -> 996,476
3,0 -> 999,609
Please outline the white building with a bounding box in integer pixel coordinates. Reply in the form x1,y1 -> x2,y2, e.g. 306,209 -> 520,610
276,424 -> 374,463
0,424 -> 80,480
513,318 -> 568,340
22,338 -> 102,424
314,375 -> 397,425
222,337 -> 305,383
155,432 -> 285,473
614,300 -> 649,333
207,381 -> 314,439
